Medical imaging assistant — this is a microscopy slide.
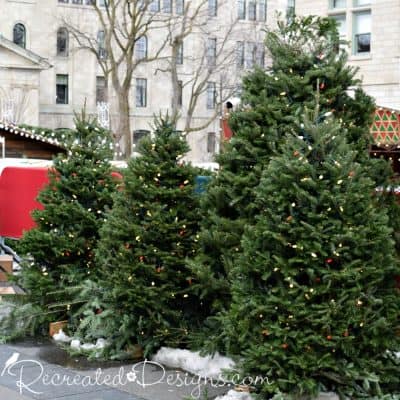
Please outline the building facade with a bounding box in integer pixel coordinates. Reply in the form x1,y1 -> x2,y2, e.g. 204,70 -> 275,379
0,0 -> 291,161
296,0 -> 400,111
4,1 -> 393,162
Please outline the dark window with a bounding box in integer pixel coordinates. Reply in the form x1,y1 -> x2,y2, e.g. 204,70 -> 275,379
56,74 -> 69,104
85,0 -> 95,4
353,11 -> 371,54
245,42 -> 256,68
236,41 -> 244,68
58,0 -> 69,3
206,82 -> 216,109
176,42 -> 183,64
207,38 -> 217,66
176,0 -> 184,14
177,80 -> 183,107
287,0 -> 295,22
258,0 -> 266,21
163,0 -> 172,13
72,0 -> 83,4
57,28 -> 69,56
355,33 -> 370,53
256,43 -> 265,67
248,0 -> 256,20
136,78 -> 147,107
13,23 -> 26,48
135,36 -> 147,60
207,132 -> 216,153
208,0 -> 217,16
97,30 -> 107,59
331,0 -> 346,7
96,76 -> 107,103
238,0 -> 246,19
150,0 -> 160,11
133,130 -> 150,147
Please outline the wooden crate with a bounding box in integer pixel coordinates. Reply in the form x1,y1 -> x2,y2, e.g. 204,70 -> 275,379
0,255 -> 13,281
49,320 -> 68,337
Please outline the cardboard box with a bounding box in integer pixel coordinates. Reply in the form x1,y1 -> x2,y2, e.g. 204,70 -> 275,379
49,320 -> 68,337
0,255 -> 13,281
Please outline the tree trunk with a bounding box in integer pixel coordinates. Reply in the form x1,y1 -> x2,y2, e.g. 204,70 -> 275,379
170,43 -> 180,124
116,91 -> 131,159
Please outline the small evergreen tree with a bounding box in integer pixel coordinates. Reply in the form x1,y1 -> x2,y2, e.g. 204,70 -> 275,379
6,114 -> 116,336
225,114 -> 400,398
75,118 -> 203,357
189,15 -> 391,339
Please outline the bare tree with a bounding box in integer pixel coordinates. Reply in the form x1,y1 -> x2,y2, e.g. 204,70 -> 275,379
64,0 -> 170,157
161,0 -> 241,134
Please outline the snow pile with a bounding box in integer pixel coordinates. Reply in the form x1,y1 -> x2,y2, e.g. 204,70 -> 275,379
52,329 -> 72,343
70,338 -> 108,351
52,329 -> 108,352
215,390 -> 254,400
152,347 -> 235,380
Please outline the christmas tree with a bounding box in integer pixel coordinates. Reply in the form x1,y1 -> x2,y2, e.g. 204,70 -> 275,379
8,113 -> 116,336
225,113 -> 400,398
189,15 -> 391,339
75,118 -> 203,357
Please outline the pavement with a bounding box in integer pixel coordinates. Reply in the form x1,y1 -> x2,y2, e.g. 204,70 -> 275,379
0,339 -> 229,400
0,301 -> 341,400
0,293 -> 228,399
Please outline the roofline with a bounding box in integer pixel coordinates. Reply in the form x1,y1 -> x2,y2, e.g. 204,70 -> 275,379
0,121 -> 66,150
0,34 -> 52,69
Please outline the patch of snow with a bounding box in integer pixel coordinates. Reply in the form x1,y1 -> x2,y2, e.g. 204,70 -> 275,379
70,339 -> 81,350
80,343 -> 96,351
215,390 -> 253,400
52,329 -> 71,343
192,162 -> 219,171
69,338 -> 108,352
152,347 -> 235,380
95,338 -> 108,349
316,393 -> 339,400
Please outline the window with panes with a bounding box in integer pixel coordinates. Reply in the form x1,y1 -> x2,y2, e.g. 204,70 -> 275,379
136,78 -> 147,107
56,75 -> 69,104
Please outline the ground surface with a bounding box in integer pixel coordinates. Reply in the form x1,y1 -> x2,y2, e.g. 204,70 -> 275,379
0,339 -> 228,399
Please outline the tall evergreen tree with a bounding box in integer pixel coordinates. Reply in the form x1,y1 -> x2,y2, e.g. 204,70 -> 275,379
225,114 -> 400,398
75,118 -> 203,357
7,114 -> 116,336
189,15 -> 389,326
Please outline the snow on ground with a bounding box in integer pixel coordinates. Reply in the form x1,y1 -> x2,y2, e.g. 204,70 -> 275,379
215,389 -> 253,400
52,329 -> 71,343
153,347 -> 342,400
52,329 -> 107,351
152,347 -> 235,380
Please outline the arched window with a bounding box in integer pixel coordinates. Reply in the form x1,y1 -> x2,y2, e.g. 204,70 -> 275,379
135,36 -> 147,60
13,23 -> 26,48
57,28 -> 69,56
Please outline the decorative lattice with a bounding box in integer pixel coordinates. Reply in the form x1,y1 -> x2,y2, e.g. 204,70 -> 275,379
371,109 -> 400,145
97,102 -> 110,129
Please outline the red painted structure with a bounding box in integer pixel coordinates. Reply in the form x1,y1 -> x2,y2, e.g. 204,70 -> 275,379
0,166 -> 49,238
0,160 -> 124,239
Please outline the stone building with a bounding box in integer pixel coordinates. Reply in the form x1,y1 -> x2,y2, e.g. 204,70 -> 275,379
0,0 -> 291,161
296,0 -> 400,111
